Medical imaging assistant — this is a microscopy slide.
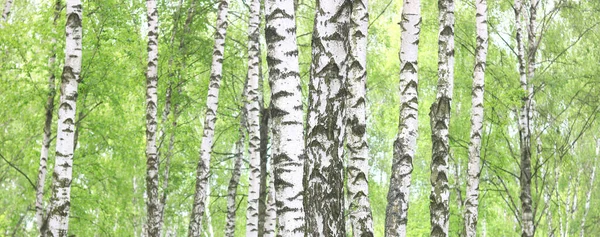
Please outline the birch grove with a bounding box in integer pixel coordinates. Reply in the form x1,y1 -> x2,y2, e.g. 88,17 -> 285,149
385,0 -> 421,235
43,0 -> 82,235
188,0 -> 230,236
2,0 -> 600,236
464,0 -> 488,236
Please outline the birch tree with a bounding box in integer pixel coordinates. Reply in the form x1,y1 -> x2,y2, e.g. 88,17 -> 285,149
264,0 -> 305,235
144,0 -> 161,236
346,0 -> 373,236
36,0 -> 61,233
464,0 -> 488,236
2,0 -> 12,21
188,0 -> 230,236
429,0 -> 454,235
263,161 -> 276,237
225,118 -> 245,237
43,0 -> 82,235
385,0 -> 421,235
244,0 -> 262,235
305,0 -> 350,235
515,0 -> 534,234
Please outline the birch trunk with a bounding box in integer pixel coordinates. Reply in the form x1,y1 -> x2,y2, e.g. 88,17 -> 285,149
429,0 -> 454,236
2,0 -> 12,20
346,0 -> 373,236
203,182 -> 214,237
43,0 -> 82,235
305,0 -> 350,235
263,160 -> 276,237
579,139 -> 598,237
144,0 -> 161,235
224,118 -> 245,237
264,0 -> 305,235
385,0 -> 420,236
464,0 -> 487,236
188,1 -> 230,236
514,0 -> 534,235
36,1 -> 61,233
245,0 -> 262,235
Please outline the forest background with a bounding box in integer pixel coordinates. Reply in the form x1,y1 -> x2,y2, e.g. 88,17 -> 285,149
0,0 -> 599,236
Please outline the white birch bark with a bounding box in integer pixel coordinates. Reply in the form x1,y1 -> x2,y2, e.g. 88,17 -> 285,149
464,0 -> 488,236
264,0 -> 305,235
203,182 -> 214,237
305,0 -> 350,235
225,77 -> 248,237
346,0 -> 373,236
189,1 -> 230,236
36,1 -> 61,233
224,122 -> 244,237
245,0 -> 262,235
2,0 -> 12,21
263,161 -> 276,237
579,139 -> 598,237
43,1 -> 82,236
429,0 -> 454,236
145,0 -> 161,235
515,0 -> 534,235
385,0 -> 420,236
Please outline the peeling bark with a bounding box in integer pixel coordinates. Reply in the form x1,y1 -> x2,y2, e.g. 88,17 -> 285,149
264,0 -> 305,235
385,0 -> 420,235
429,0 -> 454,236
305,0 -> 350,236
464,0 -> 487,236
43,0 -> 82,236
188,1 -> 230,236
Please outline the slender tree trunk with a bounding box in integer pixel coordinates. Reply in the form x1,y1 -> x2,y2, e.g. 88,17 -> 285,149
264,0 -> 305,235
144,0 -> 161,236
43,1 -> 82,236
256,2 -> 268,232
203,182 -> 215,237
305,0 -> 350,236
263,157 -> 276,237
464,0 -> 487,236
429,0 -> 454,236
579,139 -> 598,237
224,116 -> 245,237
245,0 -> 262,235
514,0 -> 534,235
346,0 -> 373,236
385,0 -> 420,236
36,1 -> 61,234
2,0 -> 12,20
188,1 -> 230,236
258,105 -> 269,236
